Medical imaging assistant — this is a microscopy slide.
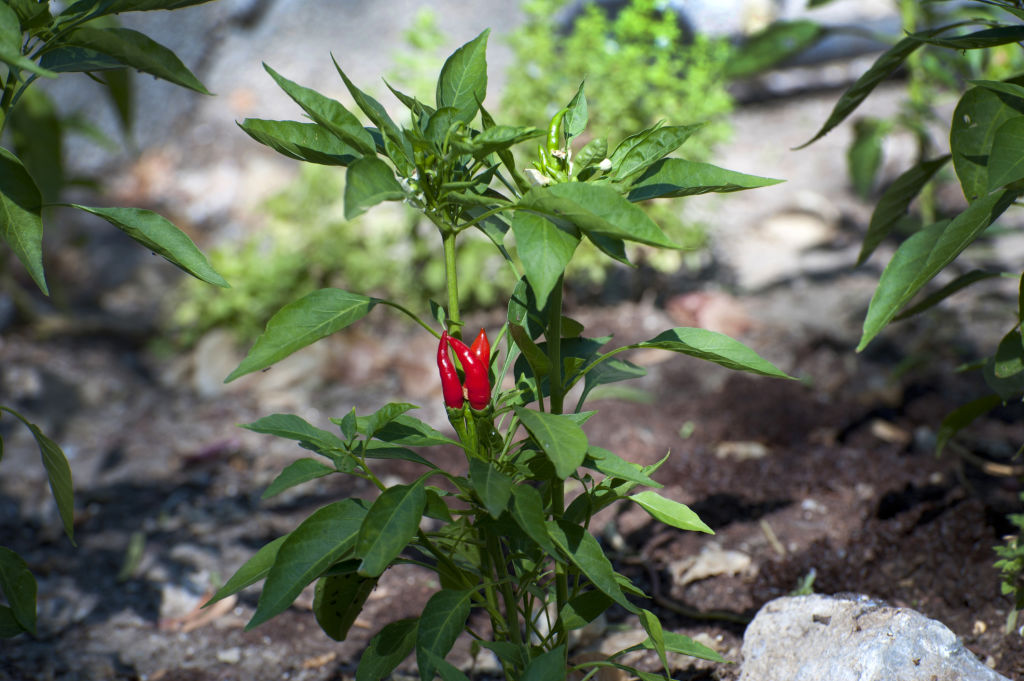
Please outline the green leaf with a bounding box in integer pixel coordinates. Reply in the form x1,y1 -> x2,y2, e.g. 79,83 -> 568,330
511,212 -> 578,309
988,117 -> 1024,190
356,403 -> 418,438
522,645 -> 566,681
357,617 -> 419,681
627,158 -> 783,202
951,85 -> 1024,201
0,147 -> 47,294
416,589 -> 474,681
0,547 -> 36,635
313,569 -> 378,641
640,609 -> 669,674
511,485 -> 558,557
469,458 -> 513,519
630,491 -> 713,534
574,137 -> 608,176
261,458 -> 335,499
457,125 -> 544,159
559,590 -> 613,631
514,408 -> 588,479
985,353 -> 1024,400
61,0 -> 217,15
59,27 -> 209,94
8,89 -> 63,203
510,322 -> 552,377
37,46 -> 123,72
0,606 -> 27,638
227,289 -> 377,381
363,441 -> 437,469
243,413 -> 349,458
247,499 -> 367,629
206,535 -> 289,605
0,2 -> 56,79
936,394 -> 1004,455
238,119 -> 360,166
263,63 -> 376,156
647,630 -> 725,664
545,519 -> 637,613
611,124 -> 703,181
344,156 -> 405,219
859,190 -> 1017,350
371,414 -> 460,447
565,82 -> 587,140
968,79 -> 1024,101
356,481 -> 427,577
579,356 -> 646,407
893,269 -> 1000,321
6,0 -> 50,28
633,328 -> 792,379
994,328 -> 1024,379
859,155 -> 950,264
333,58 -> 413,172
847,118 -> 886,200
915,25 -> 1024,50
436,29 -> 489,123
70,204 -> 227,287
520,182 -> 676,249
726,20 -> 826,79
584,446 -> 661,488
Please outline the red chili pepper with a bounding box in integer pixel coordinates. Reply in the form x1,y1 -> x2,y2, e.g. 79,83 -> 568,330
469,328 -> 490,365
437,331 -> 464,409
447,334 -> 491,411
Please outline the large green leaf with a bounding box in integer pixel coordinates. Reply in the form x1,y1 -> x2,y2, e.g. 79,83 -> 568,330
626,158 -> 782,202
859,155 -> 950,264
436,29 -> 489,123
71,204 -> 227,287
559,590 -> 614,631
456,124 -> 544,160
645,631 -> 725,663
263,63 -> 376,155
370,414 -> 460,448
584,446 -> 661,488
511,212 -> 578,309
545,519 -> 637,613
0,148 -> 47,294
893,269 -> 999,321
514,408 -> 588,479
950,85 -> 1024,201
519,182 -> 676,249
227,289 -> 377,381
522,645 -> 567,681
988,117 -> 1024,190
261,458 -> 335,499
416,589 -> 474,681
564,81 -> 587,140
579,356 -> 646,407
510,485 -> 558,556
726,20 -> 826,79
630,491 -> 713,534
247,499 -> 367,629
313,569 -> 378,641
8,89 -> 63,203
243,413 -> 349,457
859,189 -> 1017,350
610,124 -> 703,181
333,58 -> 413,172
344,156 -> 406,219
0,547 -> 36,635
994,327 -> 1024,379
640,608 -> 670,674
59,27 -> 209,94
469,458 -> 513,519
357,617 -> 419,681
61,0 -> 217,16
238,119 -> 361,166
356,481 -> 427,577
915,25 -> 1024,50
0,1 -> 56,79
206,535 -> 289,605
631,328 -> 792,379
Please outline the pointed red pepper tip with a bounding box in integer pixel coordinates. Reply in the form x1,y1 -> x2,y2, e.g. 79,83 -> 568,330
437,331 -> 464,409
469,328 -> 490,365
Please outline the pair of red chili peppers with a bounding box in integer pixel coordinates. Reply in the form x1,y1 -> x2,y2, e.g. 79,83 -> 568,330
437,328 -> 491,410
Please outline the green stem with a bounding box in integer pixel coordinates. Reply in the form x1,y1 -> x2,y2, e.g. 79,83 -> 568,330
378,300 -> 441,338
442,229 -> 462,337
489,535 -> 522,648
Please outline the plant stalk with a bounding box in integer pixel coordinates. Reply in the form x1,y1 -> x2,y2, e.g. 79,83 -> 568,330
545,276 -> 570,651
442,229 -> 462,337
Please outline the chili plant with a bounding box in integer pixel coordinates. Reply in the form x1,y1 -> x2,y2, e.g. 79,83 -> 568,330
209,30 -> 785,680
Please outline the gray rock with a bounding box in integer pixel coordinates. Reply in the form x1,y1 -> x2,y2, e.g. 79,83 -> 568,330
740,594 -> 1010,681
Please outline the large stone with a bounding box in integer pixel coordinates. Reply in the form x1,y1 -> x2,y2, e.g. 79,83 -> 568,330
740,594 -> 1010,681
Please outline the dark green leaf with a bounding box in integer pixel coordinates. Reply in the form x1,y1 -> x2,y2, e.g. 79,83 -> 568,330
37,45 -> 122,72
228,289 -> 377,381
363,441 -> 437,469
630,491 -> 713,534
584,446 -> 661,488
101,67 -> 133,138
510,322 -> 552,377
0,547 -> 36,635
511,212 -> 578,309
261,458 -> 335,499
372,414 -> 460,447
416,589 -> 474,681
951,85 -> 1024,201
522,645 -> 566,681
559,590 -> 613,630
436,29 -> 489,123
247,499 -> 367,629
894,269 -> 1000,321
627,158 -> 782,202
847,118 -> 886,200
59,27 -> 209,94
579,356 -> 646,407
994,328 -> 1024,379
611,124 -> 703,181
357,617 -> 419,681
71,204 -> 227,287
915,25 -> 1024,50
358,403 -> 418,439
0,2 -> 56,78
859,155 -> 950,264
0,606 -> 27,638
988,117 -> 1024,189
545,520 -> 637,613
726,20 -> 826,79
206,535 -> 288,605
510,485 -> 558,556
469,458 -> 513,519
344,156 -> 405,219
633,328 -> 792,379
239,119 -> 360,165
514,408 -> 588,479
859,190 -> 1017,350
985,353 -> 1024,400
263,63 -> 376,156
936,394 -> 1004,455
968,79 -> 1024,101
7,0 -> 50,29
0,148 -> 47,294
62,0 -> 217,15
9,89 -> 63,202
313,570 -> 378,641
333,58 -> 413,172
520,183 -> 676,249
356,481 -> 427,577
457,125 -> 544,159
